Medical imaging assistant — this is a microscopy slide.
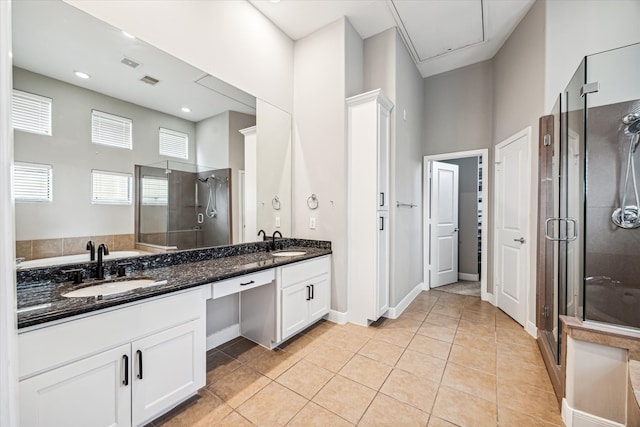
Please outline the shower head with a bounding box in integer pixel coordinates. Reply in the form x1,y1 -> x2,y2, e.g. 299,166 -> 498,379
628,119 -> 640,134
623,113 -> 640,134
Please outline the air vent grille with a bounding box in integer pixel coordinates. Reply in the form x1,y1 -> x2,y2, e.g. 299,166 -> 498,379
140,75 -> 160,86
121,57 -> 140,68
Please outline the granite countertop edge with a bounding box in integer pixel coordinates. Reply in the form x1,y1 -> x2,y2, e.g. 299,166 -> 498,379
17,245 -> 331,330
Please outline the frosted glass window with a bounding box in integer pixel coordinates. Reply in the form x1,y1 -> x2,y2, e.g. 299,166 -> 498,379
142,176 -> 168,205
91,110 -> 132,149
91,170 -> 132,205
14,162 -> 52,202
12,89 -> 52,136
159,127 -> 188,159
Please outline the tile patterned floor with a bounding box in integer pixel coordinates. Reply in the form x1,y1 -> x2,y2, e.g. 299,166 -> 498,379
151,290 -> 564,426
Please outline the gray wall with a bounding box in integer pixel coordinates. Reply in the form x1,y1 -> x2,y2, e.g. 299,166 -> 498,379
442,157 -> 478,276
14,67 -> 197,241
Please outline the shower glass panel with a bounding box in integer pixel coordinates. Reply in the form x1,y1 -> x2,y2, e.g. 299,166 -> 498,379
136,161 -> 232,251
583,43 -> 640,329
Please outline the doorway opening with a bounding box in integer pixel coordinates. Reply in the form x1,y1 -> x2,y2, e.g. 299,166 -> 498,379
423,149 -> 489,301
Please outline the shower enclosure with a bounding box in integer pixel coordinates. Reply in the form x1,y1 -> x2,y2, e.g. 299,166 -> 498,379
135,161 -> 232,250
538,43 -> 640,379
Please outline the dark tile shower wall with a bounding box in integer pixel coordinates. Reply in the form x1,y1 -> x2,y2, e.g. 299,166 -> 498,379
585,100 -> 640,290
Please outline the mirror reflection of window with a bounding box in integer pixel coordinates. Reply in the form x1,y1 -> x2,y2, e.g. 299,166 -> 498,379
142,176 -> 168,206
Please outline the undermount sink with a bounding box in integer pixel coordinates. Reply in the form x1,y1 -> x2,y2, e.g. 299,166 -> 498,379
62,278 -> 168,298
271,251 -> 306,257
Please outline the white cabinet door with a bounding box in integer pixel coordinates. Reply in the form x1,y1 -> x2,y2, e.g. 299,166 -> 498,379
131,320 -> 204,426
377,103 -> 391,211
20,344 -> 131,427
281,282 -> 310,340
376,211 -> 390,317
308,275 -> 330,322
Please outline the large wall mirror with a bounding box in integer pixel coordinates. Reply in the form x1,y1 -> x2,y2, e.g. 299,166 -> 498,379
12,0 -> 291,266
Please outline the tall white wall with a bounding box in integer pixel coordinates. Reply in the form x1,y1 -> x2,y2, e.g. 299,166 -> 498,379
293,18 -> 363,313
544,0 -> 640,113
64,0 -> 294,113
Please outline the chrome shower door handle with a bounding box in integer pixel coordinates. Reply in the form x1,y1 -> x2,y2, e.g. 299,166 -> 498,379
513,237 -> 525,243
566,217 -> 578,241
545,217 -> 561,241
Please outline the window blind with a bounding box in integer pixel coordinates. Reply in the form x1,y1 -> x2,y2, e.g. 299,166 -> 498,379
14,162 -> 53,202
91,110 -> 132,149
159,127 -> 188,159
142,176 -> 168,205
91,170 -> 132,205
12,90 -> 52,136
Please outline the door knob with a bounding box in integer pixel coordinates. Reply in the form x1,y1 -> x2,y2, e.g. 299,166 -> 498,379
514,237 -> 525,243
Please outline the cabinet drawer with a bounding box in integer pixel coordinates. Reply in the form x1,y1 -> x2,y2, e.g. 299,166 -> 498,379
211,269 -> 274,299
280,256 -> 330,288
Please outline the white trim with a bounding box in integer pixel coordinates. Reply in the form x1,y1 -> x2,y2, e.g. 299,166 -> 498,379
206,324 -> 240,351
493,127 -> 532,327
526,321 -> 538,339
1,0 -> 18,423
423,149 -> 490,304
562,398 -> 625,427
458,273 -> 479,282
325,310 -> 348,325
384,282 -> 423,319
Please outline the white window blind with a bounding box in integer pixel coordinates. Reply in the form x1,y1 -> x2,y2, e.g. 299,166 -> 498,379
14,162 -> 53,203
92,110 -> 132,149
91,170 -> 132,205
159,127 -> 188,159
12,89 -> 52,136
142,176 -> 168,205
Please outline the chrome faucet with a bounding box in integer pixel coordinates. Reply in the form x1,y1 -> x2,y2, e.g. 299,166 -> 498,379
271,231 -> 282,251
86,240 -> 95,261
96,243 -> 109,280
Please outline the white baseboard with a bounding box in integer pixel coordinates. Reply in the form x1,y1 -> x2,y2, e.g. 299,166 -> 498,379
458,273 -> 479,282
326,310 -> 348,325
384,282 -> 423,319
526,321 -> 538,339
206,324 -> 240,351
562,398 -> 625,427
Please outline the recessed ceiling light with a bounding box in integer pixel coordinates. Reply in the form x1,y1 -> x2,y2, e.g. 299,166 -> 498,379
181,107 -> 191,113
122,30 -> 136,39
74,71 -> 90,79
270,0 -> 281,3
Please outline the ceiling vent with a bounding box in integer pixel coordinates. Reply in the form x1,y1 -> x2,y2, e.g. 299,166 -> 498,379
120,57 -> 140,69
140,75 -> 160,86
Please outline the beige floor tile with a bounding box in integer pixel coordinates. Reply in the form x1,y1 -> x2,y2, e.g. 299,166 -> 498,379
496,327 -> 538,349
430,304 -> 463,319
373,328 -> 415,348
319,328 -> 370,353
400,308 -> 428,322
236,382 -> 307,425
380,368 -> 438,413
245,348 -> 300,380
208,365 -> 271,408
312,375 -> 376,424
424,313 -> 460,330
205,350 -> 242,385
461,310 -> 496,325
220,338 -> 268,363
336,322 -> 378,337
288,402 -> 353,427
275,359 -> 333,399
303,320 -> 336,339
497,341 -> 545,368
498,381 -> 564,425
457,319 -> 495,337
427,415 -> 458,426
416,323 -> 456,343
304,343 -> 354,373
153,390 -> 232,427
497,358 -> 554,392
338,354 -> 392,390
375,317 -> 423,333
407,334 -> 452,360
448,344 -> 496,375
453,330 -> 496,353
498,406 -> 563,426
277,333 -> 320,357
441,362 -> 497,403
396,349 -> 446,383
212,410 -> 253,427
359,393 -> 430,426
357,339 -> 405,366
432,386 -> 497,427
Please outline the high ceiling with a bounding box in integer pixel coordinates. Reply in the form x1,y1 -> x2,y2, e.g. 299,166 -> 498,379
249,0 -> 535,78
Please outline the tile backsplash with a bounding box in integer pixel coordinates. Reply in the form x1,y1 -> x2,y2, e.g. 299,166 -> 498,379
16,234 -> 135,261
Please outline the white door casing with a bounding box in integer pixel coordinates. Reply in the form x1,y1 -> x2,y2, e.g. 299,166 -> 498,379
494,128 -> 531,326
430,161 -> 459,288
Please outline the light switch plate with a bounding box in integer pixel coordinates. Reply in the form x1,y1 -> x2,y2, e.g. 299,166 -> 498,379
275,217 -> 280,227
309,217 -> 316,229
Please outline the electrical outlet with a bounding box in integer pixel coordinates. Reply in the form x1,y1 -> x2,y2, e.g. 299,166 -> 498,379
309,217 -> 316,229
275,217 -> 281,227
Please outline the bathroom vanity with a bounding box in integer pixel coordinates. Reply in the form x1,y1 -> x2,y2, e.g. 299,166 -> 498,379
16,240 -> 331,426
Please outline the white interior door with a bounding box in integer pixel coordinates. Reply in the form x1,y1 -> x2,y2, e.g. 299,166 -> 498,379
495,129 -> 531,326
430,161 -> 459,287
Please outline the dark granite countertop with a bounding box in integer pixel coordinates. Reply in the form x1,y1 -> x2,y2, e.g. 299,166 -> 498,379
17,240 -> 331,329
